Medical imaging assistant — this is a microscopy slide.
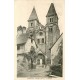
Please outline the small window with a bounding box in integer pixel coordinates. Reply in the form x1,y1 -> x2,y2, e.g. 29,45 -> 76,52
49,27 -> 53,32
37,39 -> 40,44
17,45 -> 20,50
50,18 -> 52,22
31,23 -> 33,26
52,18 -> 53,22
50,18 -> 53,22
50,28 -> 53,32
42,38 -> 44,43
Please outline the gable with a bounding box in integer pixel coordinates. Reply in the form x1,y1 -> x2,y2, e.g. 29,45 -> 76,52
25,38 -> 37,53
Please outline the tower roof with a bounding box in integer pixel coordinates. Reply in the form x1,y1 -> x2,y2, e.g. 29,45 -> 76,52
28,7 -> 38,21
46,3 -> 57,17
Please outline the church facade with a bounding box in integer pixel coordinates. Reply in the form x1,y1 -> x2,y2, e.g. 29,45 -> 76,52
17,3 -> 60,65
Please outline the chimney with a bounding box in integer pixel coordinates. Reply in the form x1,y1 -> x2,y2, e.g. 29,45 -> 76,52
17,25 -> 23,35
23,26 -> 26,33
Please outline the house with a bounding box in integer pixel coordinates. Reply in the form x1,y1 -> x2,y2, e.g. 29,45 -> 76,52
50,33 -> 63,65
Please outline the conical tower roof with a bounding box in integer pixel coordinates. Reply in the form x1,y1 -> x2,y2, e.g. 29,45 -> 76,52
28,7 -> 38,21
46,3 -> 57,17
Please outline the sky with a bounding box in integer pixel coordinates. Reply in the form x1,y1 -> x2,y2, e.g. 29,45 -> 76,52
14,0 -> 64,33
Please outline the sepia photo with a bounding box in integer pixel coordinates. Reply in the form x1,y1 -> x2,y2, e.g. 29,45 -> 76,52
14,0 -> 64,79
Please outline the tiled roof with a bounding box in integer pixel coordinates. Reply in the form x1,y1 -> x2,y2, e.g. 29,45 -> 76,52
46,3 -> 57,17
17,33 -> 29,44
28,7 -> 38,21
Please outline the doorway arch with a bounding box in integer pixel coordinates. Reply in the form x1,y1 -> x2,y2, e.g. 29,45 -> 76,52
37,53 -> 45,66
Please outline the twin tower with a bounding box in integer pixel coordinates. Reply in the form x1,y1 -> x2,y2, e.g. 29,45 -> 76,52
17,3 -> 60,60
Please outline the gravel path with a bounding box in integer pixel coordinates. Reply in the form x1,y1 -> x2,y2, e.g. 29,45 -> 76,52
17,66 -> 50,77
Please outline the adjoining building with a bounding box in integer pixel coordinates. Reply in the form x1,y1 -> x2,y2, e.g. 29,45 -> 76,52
50,33 -> 63,65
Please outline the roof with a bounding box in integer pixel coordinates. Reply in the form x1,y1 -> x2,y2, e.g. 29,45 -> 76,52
28,7 -> 38,21
49,33 -> 63,50
38,22 -> 45,29
36,48 -> 45,55
17,33 -> 29,44
46,3 -> 57,17
17,25 -> 23,31
35,22 -> 46,33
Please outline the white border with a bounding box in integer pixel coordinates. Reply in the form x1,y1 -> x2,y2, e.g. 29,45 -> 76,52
0,0 -> 80,80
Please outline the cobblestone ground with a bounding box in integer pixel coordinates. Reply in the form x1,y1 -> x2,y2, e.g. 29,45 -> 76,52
17,66 -> 51,77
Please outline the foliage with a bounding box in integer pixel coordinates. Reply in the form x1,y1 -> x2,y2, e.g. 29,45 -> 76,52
27,46 -> 36,69
50,65 -> 62,77
49,40 -> 63,77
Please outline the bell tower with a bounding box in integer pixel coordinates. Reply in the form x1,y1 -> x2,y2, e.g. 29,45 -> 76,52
46,3 -> 58,25
28,7 -> 39,29
45,3 -> 60,60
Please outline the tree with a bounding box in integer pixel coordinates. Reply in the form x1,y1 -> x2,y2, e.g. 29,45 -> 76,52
28,46 -> 36,69
58,40 -> 63,65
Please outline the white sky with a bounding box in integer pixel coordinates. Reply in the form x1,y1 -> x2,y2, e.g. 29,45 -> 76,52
14,0 -> 64,33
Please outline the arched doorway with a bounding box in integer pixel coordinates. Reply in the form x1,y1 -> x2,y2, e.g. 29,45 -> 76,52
37,54 -> 45,66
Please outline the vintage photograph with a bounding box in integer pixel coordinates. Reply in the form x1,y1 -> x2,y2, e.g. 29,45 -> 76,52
15,0 -> 64,78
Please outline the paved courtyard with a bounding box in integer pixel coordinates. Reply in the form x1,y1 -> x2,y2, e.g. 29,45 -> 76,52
17,66 -> 50,77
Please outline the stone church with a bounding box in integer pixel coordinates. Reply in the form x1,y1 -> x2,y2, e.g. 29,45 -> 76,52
17,3 -> 60,65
